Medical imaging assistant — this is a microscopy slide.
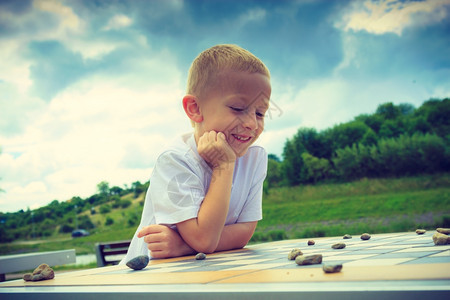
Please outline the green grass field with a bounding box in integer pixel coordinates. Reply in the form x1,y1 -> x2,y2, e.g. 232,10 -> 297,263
251,173 -> 449,242
1,173 -> 449,256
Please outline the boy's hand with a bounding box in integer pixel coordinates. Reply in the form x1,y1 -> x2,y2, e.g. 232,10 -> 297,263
197,131 -> 236,169
138,225 -> 194,259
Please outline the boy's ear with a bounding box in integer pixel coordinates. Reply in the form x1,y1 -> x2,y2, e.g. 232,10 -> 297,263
182,95 -> 203,124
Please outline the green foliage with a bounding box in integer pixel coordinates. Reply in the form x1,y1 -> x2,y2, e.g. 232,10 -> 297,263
250,229 -> 287,243
127,213 -> 139,227
332,133 -> 449,180
105,216 -> 114,226
266,156 -> 283,189
131,181 -> 148,198
263,98 -> 449,193
97,181 -> 110,195
78,215 -> 95,230
376,102 -> 401,120
282,128 -> 320,185
60,224 -> 74,233
302,152 -> 333,183
120,199 -> 132,209
325,121 -> 370,151
99,204 -> 111,214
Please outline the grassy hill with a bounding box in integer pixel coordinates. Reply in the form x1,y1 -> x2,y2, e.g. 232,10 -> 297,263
254,173 -> 449,241
1,173 -> 448,256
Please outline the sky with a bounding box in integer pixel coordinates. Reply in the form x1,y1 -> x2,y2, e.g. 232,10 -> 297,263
0,0 -> 449,213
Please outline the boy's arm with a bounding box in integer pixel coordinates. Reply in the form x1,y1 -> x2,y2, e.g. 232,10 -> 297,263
176,162 -> 234,253
176,131 -> 236,253
138,221 -> 257,258
215,221 -> 257,251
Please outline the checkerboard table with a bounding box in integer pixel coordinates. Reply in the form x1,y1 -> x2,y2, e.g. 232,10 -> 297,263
1,231 -> 449,299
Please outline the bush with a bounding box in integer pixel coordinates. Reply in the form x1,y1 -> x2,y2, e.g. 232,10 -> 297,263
120,199 -> 132,209
128,214 -> 138,227
333,133 -> 449,180
100,204 -> 111,214
105,217 -> 114,226
60,224 -> 74,233
302,152 -> 333,183
79,215 -> 95,229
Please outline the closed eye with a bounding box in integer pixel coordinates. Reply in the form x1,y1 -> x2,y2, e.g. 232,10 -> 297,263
229,106 -> 244,112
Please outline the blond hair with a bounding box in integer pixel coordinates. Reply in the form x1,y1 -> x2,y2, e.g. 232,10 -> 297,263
186,44 -> 270,99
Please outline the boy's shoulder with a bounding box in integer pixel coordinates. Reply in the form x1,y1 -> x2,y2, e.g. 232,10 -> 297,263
156,132 -> 200,165
243,143 -> 267,161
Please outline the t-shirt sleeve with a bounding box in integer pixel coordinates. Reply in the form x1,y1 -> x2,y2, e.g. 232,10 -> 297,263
149,151 -> 205,225
236,148 -> 267,223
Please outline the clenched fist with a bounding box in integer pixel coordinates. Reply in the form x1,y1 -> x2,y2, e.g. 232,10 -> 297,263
197,131 -> 236,169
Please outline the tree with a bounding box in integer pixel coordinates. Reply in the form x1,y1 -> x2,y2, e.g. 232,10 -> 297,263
324,121 -> 370,151
398,103 -> 415,116
97,181 -> 110,195
361,128 -> 378,146
281,136 -> 307,185
302,153 -> 333,183
110,186 -> 124,196
265,155 -> 283,189
131,181 -> 145,198
376,102 -> 401,120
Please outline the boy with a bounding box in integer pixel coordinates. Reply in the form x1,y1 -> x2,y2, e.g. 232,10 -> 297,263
121,44 -> 271,261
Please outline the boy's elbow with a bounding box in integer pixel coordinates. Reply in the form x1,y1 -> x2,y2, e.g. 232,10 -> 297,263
235,239 -> 249,250
190,236 -> 218,254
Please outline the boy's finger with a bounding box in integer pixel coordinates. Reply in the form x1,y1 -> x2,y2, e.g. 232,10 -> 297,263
208,130 -> 217,141
217,132 -> 226,140
137,224 -> 162,237
144,234 -> 162,245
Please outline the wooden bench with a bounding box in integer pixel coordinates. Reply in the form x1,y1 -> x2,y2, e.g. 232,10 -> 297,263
95,240 -> 131,267
0,249 -> 76,282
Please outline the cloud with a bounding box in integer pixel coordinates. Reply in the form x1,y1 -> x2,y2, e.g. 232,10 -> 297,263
34,0 -> 82,34
102,14 -> 133,31
0,43 -> 189,212
339,0 -> 450,35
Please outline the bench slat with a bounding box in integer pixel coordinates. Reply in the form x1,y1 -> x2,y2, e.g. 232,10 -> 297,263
95,240 -> 131,267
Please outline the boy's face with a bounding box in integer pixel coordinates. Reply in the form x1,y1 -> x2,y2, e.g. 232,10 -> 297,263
196,70 -> 271,157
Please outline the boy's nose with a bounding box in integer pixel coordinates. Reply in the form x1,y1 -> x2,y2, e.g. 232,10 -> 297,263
242,112 -> 258,130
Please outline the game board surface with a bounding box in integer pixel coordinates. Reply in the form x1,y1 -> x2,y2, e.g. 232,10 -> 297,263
1,231 -> 450,299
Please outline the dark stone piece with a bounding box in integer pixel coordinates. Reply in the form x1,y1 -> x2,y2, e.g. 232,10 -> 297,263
323,263 -> 343,273
433,232 -> 450,245
332,243 -> 346,249
195,252 -> 206,260
361,233 -> 371,240
343,234 -> 352,239
295,254 -> 322,265
436,228 -> 450,235
126,255 -> 150,270
288,248 -> 303,260
307,240 -> 315,246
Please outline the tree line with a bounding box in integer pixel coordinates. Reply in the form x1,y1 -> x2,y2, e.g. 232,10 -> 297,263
0,181 -> 149,242
264,98 -> 449,191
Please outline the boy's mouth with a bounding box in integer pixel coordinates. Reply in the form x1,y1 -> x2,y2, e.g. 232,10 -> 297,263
231,134 -> 252,143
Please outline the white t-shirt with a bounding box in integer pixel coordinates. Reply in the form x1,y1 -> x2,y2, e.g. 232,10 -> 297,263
121,132 -> 267,263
